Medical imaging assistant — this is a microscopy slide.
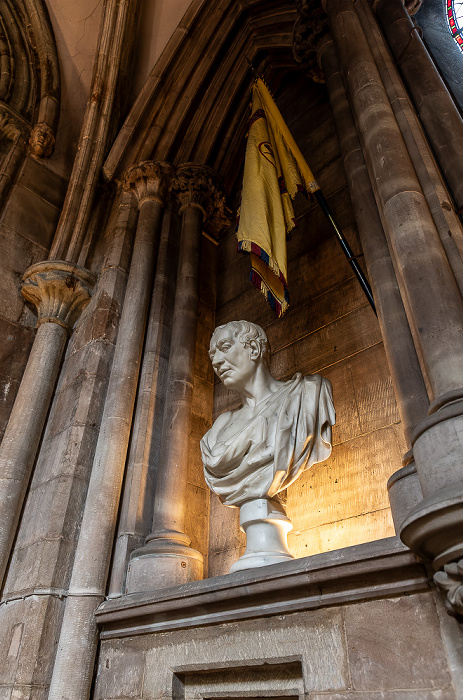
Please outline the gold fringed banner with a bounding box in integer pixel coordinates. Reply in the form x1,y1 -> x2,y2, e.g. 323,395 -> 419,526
236,78 -> 320,317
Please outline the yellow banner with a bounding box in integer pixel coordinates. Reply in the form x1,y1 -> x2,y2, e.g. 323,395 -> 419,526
236,78 -> 319,317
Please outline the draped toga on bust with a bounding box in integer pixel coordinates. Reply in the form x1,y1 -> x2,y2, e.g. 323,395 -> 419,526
200,373 -> 335,507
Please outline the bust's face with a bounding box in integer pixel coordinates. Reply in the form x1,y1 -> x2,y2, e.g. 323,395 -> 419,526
209,327 -> 257,391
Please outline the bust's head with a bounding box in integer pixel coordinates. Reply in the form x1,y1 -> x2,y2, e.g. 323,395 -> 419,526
209,321 -> 271,391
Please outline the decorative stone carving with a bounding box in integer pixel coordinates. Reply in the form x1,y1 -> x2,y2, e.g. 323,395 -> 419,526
292,0 -> 330,83
0,111 -> 23,142
22,260 -> 96,330
434,561 -> 463,619
29,122 -> 55,158
123,160 -> 174,208
171,162 -> 232,237
201,321 -> 335,572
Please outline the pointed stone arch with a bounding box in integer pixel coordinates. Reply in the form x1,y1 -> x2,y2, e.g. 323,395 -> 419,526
103,0 -> 298,192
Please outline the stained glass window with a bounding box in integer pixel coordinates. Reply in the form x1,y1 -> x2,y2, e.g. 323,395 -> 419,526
446,0 -> 463,52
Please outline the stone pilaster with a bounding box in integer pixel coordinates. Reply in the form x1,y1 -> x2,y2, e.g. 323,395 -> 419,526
126,163 -> 230,593
0,261 -> 95,584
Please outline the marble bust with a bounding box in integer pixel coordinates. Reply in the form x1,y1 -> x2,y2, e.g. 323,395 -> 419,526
201,320 -> 335,573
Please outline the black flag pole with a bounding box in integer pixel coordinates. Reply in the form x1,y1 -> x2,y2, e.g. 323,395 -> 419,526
244,59 -> 376,316
314,189 -> 377,315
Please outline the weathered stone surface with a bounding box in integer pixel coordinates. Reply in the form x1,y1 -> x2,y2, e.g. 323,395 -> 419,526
3,473 -> 88,596
208,545 -> 244,578
0,595 -> 64,686
288,508 -> 395,558
0,317 -> 35,439
184,483 -> 210,569
0,319 -> 35,379
287,426 -> 402,529
188,414 -> 212,489
0,225 -> 47,324
310,692 -> 455,699
270,304 -> 381,380
94,608 -> 347,699
1,185 -> 61,250
344,594 -> 453,691
15,157 -> 67,210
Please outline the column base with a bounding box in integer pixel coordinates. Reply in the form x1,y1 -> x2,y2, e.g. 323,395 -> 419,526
230,498 -> 294,574
125,531 -> 203,593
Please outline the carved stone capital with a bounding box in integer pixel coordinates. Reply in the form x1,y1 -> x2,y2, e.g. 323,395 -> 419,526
22,261 -> 96,331
292,0 -> 330,83
123,161 -> 174,208
171,163 -> 232,238
434,560 -> 463,620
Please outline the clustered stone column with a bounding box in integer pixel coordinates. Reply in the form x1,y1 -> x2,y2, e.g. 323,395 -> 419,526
0,261 -> 95,584
48,161 -> 173,700
293,0 -> 463,619
126,163 -> 230,593
293,16 -> 430,530
374,0 -> 463,212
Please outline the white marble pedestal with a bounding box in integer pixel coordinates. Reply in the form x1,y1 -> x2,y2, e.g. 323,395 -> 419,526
230,498 -> 294,573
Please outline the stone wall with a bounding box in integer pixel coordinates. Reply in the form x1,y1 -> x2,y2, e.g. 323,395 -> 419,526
94,588 -> 457,699
208,71 -> 402,576
0,156 -> 67,442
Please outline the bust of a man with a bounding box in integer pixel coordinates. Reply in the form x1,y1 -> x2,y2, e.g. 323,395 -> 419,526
201,320 -> 335,572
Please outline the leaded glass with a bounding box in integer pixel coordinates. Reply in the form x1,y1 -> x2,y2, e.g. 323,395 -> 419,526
446,0 -> 463,52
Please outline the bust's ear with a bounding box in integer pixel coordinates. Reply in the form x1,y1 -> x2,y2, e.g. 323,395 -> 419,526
248,339 -> 260,361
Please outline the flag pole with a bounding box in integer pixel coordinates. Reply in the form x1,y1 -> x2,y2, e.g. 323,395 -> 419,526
244,61 -> 377,316
314,189 -> 376,315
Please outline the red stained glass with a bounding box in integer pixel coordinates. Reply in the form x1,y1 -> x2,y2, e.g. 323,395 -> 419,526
447,0 -> 463,53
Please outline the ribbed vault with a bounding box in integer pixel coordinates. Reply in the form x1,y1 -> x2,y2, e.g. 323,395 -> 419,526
103,0 -> 299,192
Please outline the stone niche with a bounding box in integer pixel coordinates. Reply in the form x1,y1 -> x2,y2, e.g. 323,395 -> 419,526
207,71 -> 402,577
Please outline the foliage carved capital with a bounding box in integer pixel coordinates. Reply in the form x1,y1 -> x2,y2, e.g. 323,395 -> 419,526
123,161 -> 174,208
22,261 -> 96,331
292,0 -> 330,83
171,163 -> 232,238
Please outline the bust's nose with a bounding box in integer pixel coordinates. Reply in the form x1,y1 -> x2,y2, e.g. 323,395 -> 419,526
211,352 -> 224,371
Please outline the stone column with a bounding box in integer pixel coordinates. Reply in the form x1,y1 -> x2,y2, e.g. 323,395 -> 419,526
323,0 -> 463,401
374,0 -> 463,212
126,163 -> 230,593
313,33 -> 429,528
322,0 -> 463,615
0,261 -> 95,584
47,161 -> 173,700
108,206 -> 179,598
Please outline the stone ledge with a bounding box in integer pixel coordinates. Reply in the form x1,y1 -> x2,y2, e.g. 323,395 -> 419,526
96,537 -> 429,638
